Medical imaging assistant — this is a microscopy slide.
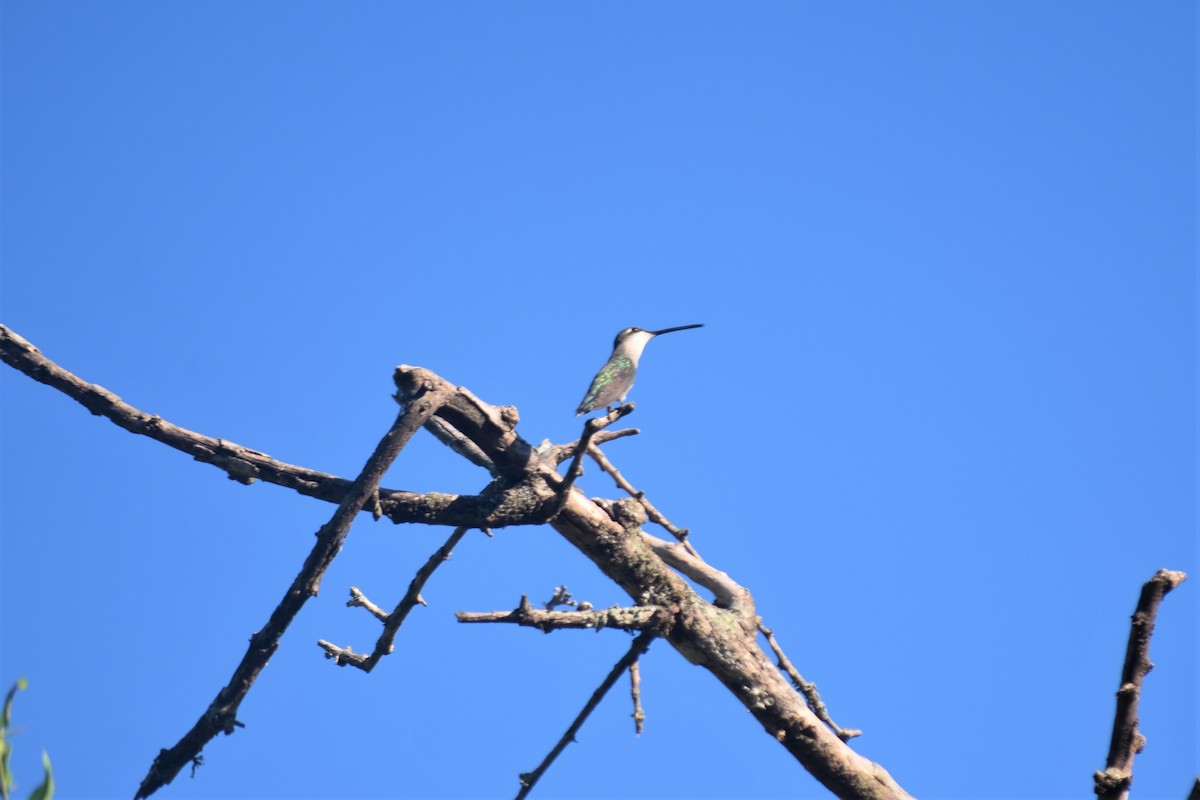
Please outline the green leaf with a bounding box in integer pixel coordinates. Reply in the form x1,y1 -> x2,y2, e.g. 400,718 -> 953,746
0,679 -> 29,800
1,737 -> 12,800
27,752 -> 53,800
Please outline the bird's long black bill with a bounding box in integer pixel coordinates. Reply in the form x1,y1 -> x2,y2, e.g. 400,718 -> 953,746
650,323 -> 704,336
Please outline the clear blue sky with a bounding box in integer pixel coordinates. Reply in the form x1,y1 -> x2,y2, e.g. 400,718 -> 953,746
2,3 -> 1195,799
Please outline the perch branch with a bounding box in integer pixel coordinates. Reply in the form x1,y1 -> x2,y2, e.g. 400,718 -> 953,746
759,622 -> 859,741
134,382 -> 451,799
516,632 -> 656,800
550,406 -> 634,518
319,525 -> 473,670
1093,568 -> 1188,800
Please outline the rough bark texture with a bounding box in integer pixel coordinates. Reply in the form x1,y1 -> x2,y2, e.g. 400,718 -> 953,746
393,366 -> 911,800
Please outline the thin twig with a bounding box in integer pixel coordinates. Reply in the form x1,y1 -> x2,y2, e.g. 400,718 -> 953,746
630,659 -> 645,736
759,622 -> 860,741
347,586 -> 390,621
516,632 -> 656,800
586,443 -> 697,555
1094,568 -> 1188,800
553,427 -> 640,463
550,406 -> 633,518
319,525 -> 474,670
134,384 -> 451,799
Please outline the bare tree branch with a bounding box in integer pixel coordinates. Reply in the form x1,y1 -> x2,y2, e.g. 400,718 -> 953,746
516,632 -> 657,800
639,527 -> 753,615
134,380 -> 453,799
457,595 -> 662,632
0,325 -> 537,529
630,658 -> 646,736
1093,568 -> 1188,800
319,525 -> 475,670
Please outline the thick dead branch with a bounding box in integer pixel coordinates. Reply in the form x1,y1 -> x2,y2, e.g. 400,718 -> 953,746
516,632 -> 656,800
457,595 -> 662,633
587,497 -> 741,613
392,365 -> 911,800
319,525 -> 474,670
1094,568 -> 1188,800
134,380 -> 452,799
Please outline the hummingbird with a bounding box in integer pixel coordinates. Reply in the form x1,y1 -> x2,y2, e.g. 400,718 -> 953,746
576,324 -> 704,415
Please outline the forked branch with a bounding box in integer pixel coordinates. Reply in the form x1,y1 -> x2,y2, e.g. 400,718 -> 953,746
135,380 -> 452,798
319,525 -> 475,670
